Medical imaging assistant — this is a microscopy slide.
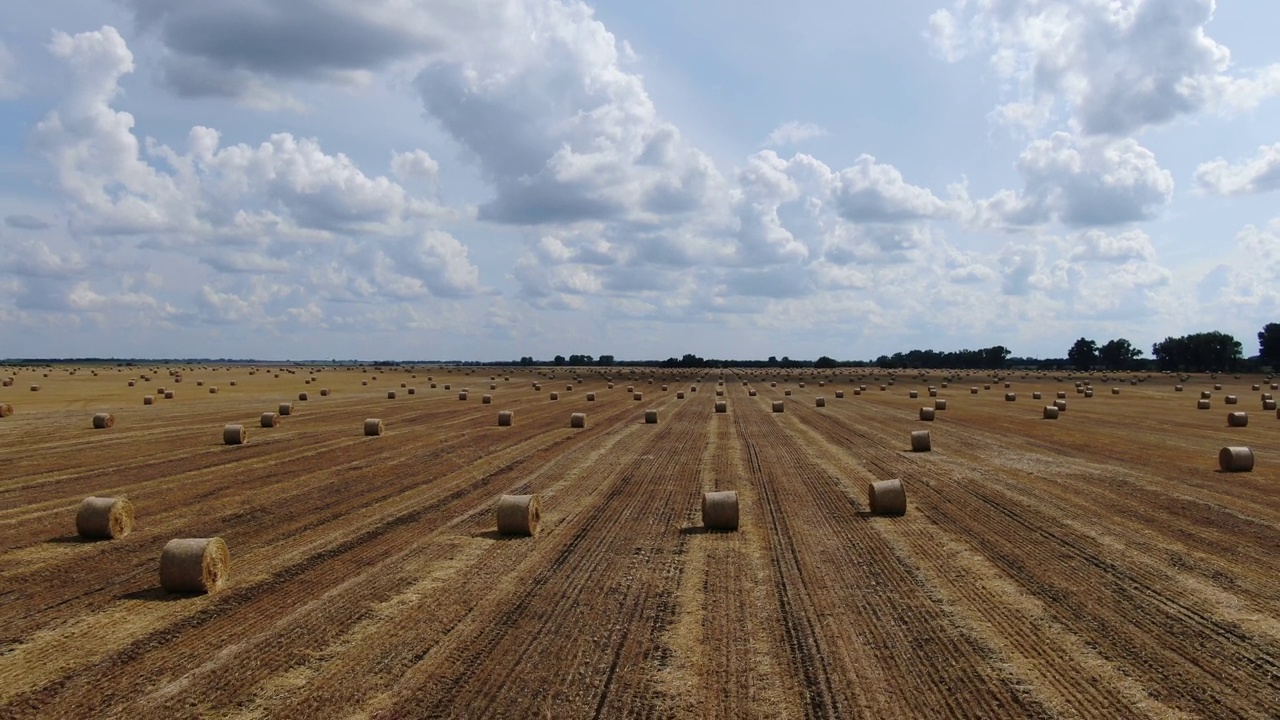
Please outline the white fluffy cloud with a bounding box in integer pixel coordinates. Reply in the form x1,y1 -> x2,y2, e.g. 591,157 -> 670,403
1195,143 -> 1280,196
763,121 -> 828,147
929,0 -> 1280,135
979,133 -> 1174,227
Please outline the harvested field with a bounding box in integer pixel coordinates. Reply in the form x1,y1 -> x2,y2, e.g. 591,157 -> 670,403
0,365 -> 1277,718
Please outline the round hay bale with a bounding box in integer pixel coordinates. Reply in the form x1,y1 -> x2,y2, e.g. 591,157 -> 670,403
223,424 -> 246,445
910,430 -> 931,452
634,392 -> 643,401
570,412 -> 586,428
1227,411 -> 1249,427
934,399 -> 947,410
261,412 -> 280,428
386,391 -> 397,400
279,402 -> 293,416
565,384 -> 573,391
299,392 -> 309,401
1111,388 -> 1120,395
919,407 -> 935,421
970,387 -> 979,394
1056,391 -> 1067,399
868,479 -> 906,516
490,384 -> 497,390
784,389 -> 792,396
626,385 -> 635,393
142,395 -> 155,406
407,387 -> 416,395
645,409 -> 659,424
1219,446 -> 1254,472
498,410 -> 514,427
1264,399 -> 1277,411
748,389 -> 758,397
909,390 -> 919,398
677,391 -> 686,399
159,537 -> 229,594
1214,383 -> 1223,391
1225,395 -> 1239,405
128,380 -> 135,387
715,388 -> 725,396
197,380 -> 204,386
0,402 -> 12,417
364,418 -> 385,436
702,491 -> 739,530
1197,399 -> 1211,410
481,394 -> 492,404
1084,390 -> 1094,398
76,497 -> 134,539
549,392 -> 560,400
92,412 -> 115,429
713,400 -> 728,413
208,387 -> 218,394
835,390 -> 845,398
1054,399 -> 1067,411
1005,393 -> 1016,401
1201,390 -> 1212,399
1043,406 -> 1059,419
495,494 -> 540,536
586,392 -> 596,401
458,391 -> 468,401
30,384 -> 39,392
1175,385 -> 1183,391
772,400 -> 784,413
1031,391 -> 1042,400
770,382 -> 777,388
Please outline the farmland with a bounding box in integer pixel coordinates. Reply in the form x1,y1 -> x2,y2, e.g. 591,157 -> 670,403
0,365 -> 1277,718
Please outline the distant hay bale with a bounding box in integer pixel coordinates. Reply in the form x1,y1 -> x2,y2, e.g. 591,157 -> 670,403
549,392 -> 560,400
934,399 -> 947,410
1218,446 -> 1254,472
1056,391 -> 1067,399
1197,399 -> 1211,410
770,382 -> 777,388
223,424 -> 246,445
815,397 -> 826,407
498,410 -> 514,427
1252,384 -> 1261,391
929,389 -> 938,397
261,412 -> 279,428
1175,385 -> 1183,391
910,390 -> 919,398
1227,411 -> 1248,427
570,412 -> 586,428
30,385 -> 39,392
749,389 -> 758,396
1043,406 -> 1059,419
1200,390 -> 1212,398
1054,400 -> 1067,411
715,388 -> 725,396
76,497 -> 134,539
784,389 -> 792,396
299,392 -> 309,401
386,391 -> 397,400
458,391 -> 468,401
482,394 -> 492,404
496,494 -> 540,536
364,418 -> 385,436
490,384 -> 497,390
772,400 -> 785,413
645,409 -> 659,424
279,402 -> 293,416
1225,395 -> 1239,405
835,390 -> 845,398
1004,392 -> 1017,402
1084,390 -> 1094,398
197,380 -> 204,387
92,412 -> 115,429
919,407 -> 935,421
627,385 -> 635,393
159,537 -> 229,594
1214,383 -> 1223,390
910,430 -> 931,452
128,380 -> 135,387
634,392 -> 643,401
677,391 -> 686,399
1032,392 -> 1042,399
715,400 -> 728,413
0,403 -> 13,417
566,384 -> 573,391
971,387 -> 979,394
585,392 -> 596,401
868,479 -> 906,516
408,387 -> 416,395
208,387 -> 218,394
1111,388 -> 1120,395
662,384 -> 669,391
702,490 -> 739,530
1264,399 -> 1277,411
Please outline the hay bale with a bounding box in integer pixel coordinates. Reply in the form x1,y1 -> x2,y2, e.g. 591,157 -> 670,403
30,384 -> 39,392
209,387 -> 218,394
279,402 -> 293,416
770,382 -> 777,388
1005,393 -> 1016,401
1043,406 -> 1059,419
498,410 -> 514,427
934,399 -> 947,410
627,385 -> 635,393
1197,399 -> 1211,410
909,390 -> 919,398
815,397 -> 826,408
1175,385 -> 1183,391
919,407 -> 935,421
586,392 -> 596,401
1032,392 -> 1042,400
715,388 -> 725,396
702,491 -> 739,530
458,391 -> 468,401
1214,383 -> 1223,390
1201,390 -> 1212,399
1111,388 -> 1120,395
92,412 -> 115,429
713,400 -> 728,413
496,494 -> 540,536
772,400 -> 785,413
299,392 -> 309,401
142,395 -> 154,405
128,380 -> 135,387
1227,411 -> 1249,427
910,430 -> 931,452
1225,395 -> 1239,405
482,394 -> 492,404
76,497 -> 134,539
1264,399 -> 1277,411
677,391 -> 686,399
784,389 -> 792,396
868,479 -> 906,516
407,387 -> 416,395
645,409 -> 659,424
261,412 -> 280,428
1056,391 -> 1067,399
1054,399 -> 1067,411
159,537 -> 230,594
835,390 -> 845,398
364,418 -> 385,436
570,412 -> 586,428
1218,446 -> 1254,472
634,392 -> 643,401
971,387 -> 979,394
223,424 -> 246,445
549,392 -> 560,400
0,402 -> 11,417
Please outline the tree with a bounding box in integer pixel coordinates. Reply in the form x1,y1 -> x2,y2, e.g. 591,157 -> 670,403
814,355 -> 838,369
1152,331 -> 1243,371
1258,323 -> 1280,369
1098,338 -> 1142,371
519,356 -> 534,366
553,355 -> 566,366
598,354 -> 615,366
1067,337 -> 1098,371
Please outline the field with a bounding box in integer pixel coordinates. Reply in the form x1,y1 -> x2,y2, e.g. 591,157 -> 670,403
1,364 -> 1277,719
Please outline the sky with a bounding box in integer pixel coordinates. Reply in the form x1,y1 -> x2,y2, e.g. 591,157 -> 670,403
2,0 -> 1280,362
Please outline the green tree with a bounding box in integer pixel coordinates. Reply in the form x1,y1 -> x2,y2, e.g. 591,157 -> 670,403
553,355 -> 566,366
1098,338 -> 1142,370
1067,337 -> 1098,371
1258,323 -> 1280,369
814,355 -> 838,369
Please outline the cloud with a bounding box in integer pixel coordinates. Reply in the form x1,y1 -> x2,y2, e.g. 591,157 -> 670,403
0,40 -> 21,99
763,121 -> 828,147
833,155 -> 950,223
1068,229 -> 1157,263
1195,143 -> 1280,196
5,214 -> 54,230
929,0 -> 1280,135
979,133 -> 1173,227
